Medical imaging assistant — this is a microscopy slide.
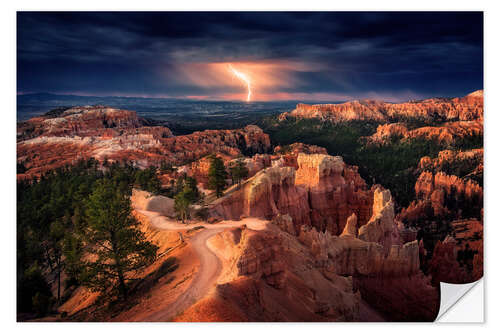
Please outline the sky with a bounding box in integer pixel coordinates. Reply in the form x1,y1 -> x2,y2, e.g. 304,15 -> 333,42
17,12 -> 483,102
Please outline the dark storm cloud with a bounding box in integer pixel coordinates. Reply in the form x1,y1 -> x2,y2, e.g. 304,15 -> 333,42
17,11 -> 483,100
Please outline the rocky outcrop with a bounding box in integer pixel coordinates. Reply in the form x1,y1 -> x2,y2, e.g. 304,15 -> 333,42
211,166 -> 311,230
279,91 -> 483,123
274,143 -> 328,155
418,149 -> 483,182
367,121 -> 483,145
295,154 -> 373,235
340,214 -> 358,238
415,171 -> 483,207
399,171 -> 483,225
131,189 -> 176,218
17,107 -> 272,179
188,153 -> 272,188
427,219 -> 483,284
211,153 -> 373,235
358,188 -> 396,247
210,162 -> 437,319
295,188 -> 418,277
272,143 -> 328,169
17,106 -> 149,141
279,100 -> 387,122
205,225 -> 363,321
288,187 -> 438,321
398,167 -> 483,285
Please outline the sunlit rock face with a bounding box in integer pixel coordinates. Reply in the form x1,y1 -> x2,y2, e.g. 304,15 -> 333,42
396,152 -> 483,286
295,154 -> 372,235
210,153 -> 374,235
16,106 -> 272,179
17,106 -> 147,140
399,171 -> 483,224
205,190 -> 437,322
278,90 -> 483,123
419,148 -> 483,171
366,121 -> 483,145
188,153 -> 272,188
205,225 -> 363,322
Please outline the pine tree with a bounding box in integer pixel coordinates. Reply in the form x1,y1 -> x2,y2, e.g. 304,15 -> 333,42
229,158 -> 249,186
174,191 -> 191,223
183,176 -> 200,203
207,155 -> 227,198
47,219 -> 65,304
63,232 -> 84,288
173,176 -> 200,223
81,178 -> 158,300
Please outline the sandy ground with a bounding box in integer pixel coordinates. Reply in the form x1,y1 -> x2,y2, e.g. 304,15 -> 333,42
137,210 -> 268,321
138,209 -> 268,231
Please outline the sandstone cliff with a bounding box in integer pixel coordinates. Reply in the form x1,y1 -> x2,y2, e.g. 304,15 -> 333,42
195,225 -> 363,321
398,169 -> 483,284
278,91 -> 483,123
366,121 -> 483,144
418,149 -> 483,182
211,153 -> 373,235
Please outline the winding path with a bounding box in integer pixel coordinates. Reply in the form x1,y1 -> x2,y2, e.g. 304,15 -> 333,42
140,210 -> 268,321
139,210 -> 384,322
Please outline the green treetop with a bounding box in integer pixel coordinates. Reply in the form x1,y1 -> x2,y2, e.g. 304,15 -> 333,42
229,157 -> 249,186
207,154 -> 228,198
80,178 -> 158,300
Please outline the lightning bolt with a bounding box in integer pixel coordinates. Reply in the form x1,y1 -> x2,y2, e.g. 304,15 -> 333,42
228,64 -> 252,102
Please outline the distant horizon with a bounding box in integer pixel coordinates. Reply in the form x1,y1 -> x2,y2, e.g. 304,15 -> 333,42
17,89 -> 483,104
18,12 -> 482,103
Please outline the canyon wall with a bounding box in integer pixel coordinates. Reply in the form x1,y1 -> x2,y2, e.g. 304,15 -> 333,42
279,90 -> 483,123
211,153 -> 373,235
366,121 -> 483,144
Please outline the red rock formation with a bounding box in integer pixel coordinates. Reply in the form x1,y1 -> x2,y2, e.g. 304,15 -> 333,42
427,219 -> 483,284
273,143 -> 328,169
427,237 -> 468,285
242,154 -> 272,177
415,171 -> 482,205
399,171 -> 483,225
211,166 -> 311,230
187,153 -> 272,188
279,100 -> 387,122
367,121 -> 483,144
182,180 -> 438,321
17,111 -> 271,179
279,90 -> 483,123
295,154 -> 372,234
211,153 -> 373,235
289,187 -> 438,321
418,148 -> 483,179
274,143 -> 328,156
205,225 -> 363,321
17,106 -> 149,141
398,166 -> 483,285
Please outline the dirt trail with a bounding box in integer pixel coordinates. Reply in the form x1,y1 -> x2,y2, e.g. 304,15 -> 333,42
139,210 -> 385,322
140,211 -> 268,321
144,227 -> 223,321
